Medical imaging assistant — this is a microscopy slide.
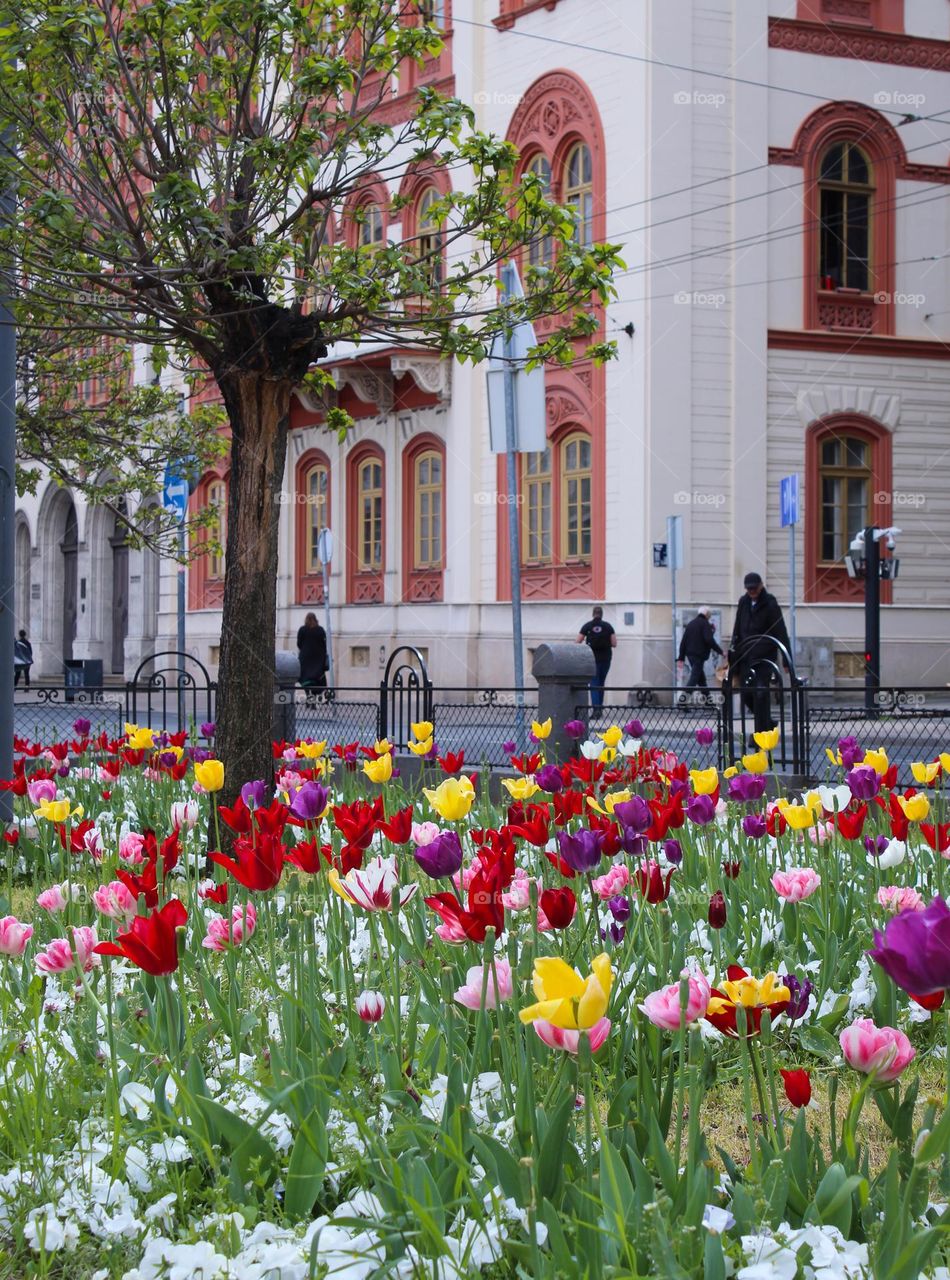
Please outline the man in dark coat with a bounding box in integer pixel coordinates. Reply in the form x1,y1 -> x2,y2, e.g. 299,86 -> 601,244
677,607 -> 723,688
728,573 -> 791,736
297,612 -> 328,705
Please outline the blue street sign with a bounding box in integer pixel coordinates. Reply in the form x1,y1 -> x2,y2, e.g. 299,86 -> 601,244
162,465 -> 189,522
780,474 -> 799,528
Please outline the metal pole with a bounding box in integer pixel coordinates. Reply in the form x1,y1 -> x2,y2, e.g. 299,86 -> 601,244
321,538 -> 333,690
0,123 -> 15,822
177,519 -> 186,731
668,515 -> 677,690
864,525 -> 880,714
502,263 -> 527,752
789,520 -> 797,667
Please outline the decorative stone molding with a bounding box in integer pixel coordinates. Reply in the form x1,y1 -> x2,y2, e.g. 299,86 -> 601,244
768,17 -> 950,72
328,366 -> 394,413
795,384 -> 901,431
494,0 -> 562,31
390,355 -> 451,402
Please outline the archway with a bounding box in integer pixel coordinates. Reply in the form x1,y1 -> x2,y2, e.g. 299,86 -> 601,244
109,500 -> 130,673
14,519 -> 31,637
61,502 -> 78,662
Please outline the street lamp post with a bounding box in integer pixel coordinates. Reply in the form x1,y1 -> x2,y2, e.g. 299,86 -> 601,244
844,526 -> 900,713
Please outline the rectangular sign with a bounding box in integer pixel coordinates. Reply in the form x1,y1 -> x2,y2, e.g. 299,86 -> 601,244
666,515 -> 684,570
780,474 -> 799,528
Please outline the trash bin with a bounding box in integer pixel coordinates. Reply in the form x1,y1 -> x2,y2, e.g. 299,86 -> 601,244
64,658 -> 104,702
64,659 -> 83,702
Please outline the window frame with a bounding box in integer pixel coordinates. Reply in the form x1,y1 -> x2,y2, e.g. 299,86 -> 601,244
521,448 -> 553,566
346,445 -> 386,604
294,449 -> 332,605
560,431 -> 593,563
402,436 -> 446,603
817,141 -> 874,293
563,142 -> 594,249
206,478 -> 227,581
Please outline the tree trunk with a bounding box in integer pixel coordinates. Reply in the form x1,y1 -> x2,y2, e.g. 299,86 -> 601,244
213,371 -> 293,811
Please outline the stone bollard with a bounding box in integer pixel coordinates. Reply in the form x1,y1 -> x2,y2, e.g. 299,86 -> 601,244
274,650 -> 299,745
531,642 -> 596,765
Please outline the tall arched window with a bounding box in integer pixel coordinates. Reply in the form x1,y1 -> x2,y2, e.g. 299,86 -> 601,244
564,143 -> 593,247
305,460 -> 329,574
416,188 -> 444,287
818,433 -> 870,565
522,449 -> 552,565
207,479 -> 227,581
189,471 -> 228,609
347,448 -> 385,603
358,202 -> 384,250
403,438 -> 446,601
818,142 -> 873,292
358,458 -> 383,571
561,433 -> 592,561
526,154 -> 554,270
294,451 -> 331,604
414,450 -> 442,569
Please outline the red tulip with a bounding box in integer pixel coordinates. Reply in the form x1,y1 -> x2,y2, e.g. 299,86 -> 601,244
211,832 -> 284,892
552,789 -> 585,825
378,805 -> 413,844
721,860 -> 742,879
94,898 -> 187,975
835,804 -> 868,841
708,890 -> 727,929
539,887 -> 576,930
921,822 -> 950,854
634,861 -> 674,903
283,839 -> 332,874
438,751 -> 465,775
780,1068 -> 812,1108
508,806 -> 550,849
909,990 -> 945,1011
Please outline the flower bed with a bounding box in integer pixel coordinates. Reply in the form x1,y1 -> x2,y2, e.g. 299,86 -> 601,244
1,717 -> 949,1278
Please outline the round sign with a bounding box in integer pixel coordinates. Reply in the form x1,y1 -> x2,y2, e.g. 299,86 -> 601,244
317,527 -> 333,566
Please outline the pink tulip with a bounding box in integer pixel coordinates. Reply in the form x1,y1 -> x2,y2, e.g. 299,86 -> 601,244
435,918 -> 470,944
639,972 -> 712,1030
839,1018 -> 915,1083
92,881 -> 138,923
501,867 -> 534,912
26,779 -> 57,807
454,958 -> 514,1010
202,903 -> 257,951
170,801 -> 199,832
450,862 -> 479,895
411,821 -> 441,847
591,863 -> 631,901
83,827 -> 104,861
36,883 -> 80,914
118,832 -> 146,865
807,821 -> 835,845
771,867 -> 821,902
533,1016 -> 611,1055
355,990 -> 386,1023
877,885 -> 925,914
35,926 -> 101,975
0,916 -> 33,957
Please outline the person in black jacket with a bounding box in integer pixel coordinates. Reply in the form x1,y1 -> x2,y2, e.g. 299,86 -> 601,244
297,613 -> 328,705
677,607 -> 723,688
728,573 -> 791,736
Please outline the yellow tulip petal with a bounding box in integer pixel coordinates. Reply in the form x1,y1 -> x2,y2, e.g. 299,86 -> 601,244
532,956 -> 586,1001
327,869 -> 355,905
411,721 -> 433,741
531,718 -> 552,740
519,997 -> 576,1028
753,728 -> 780,751
577,975 -> 608,1029
741,751 -> 768,775
591,952 -> 613,1000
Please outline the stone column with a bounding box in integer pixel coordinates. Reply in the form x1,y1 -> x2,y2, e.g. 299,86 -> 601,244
531,642 -> 595,765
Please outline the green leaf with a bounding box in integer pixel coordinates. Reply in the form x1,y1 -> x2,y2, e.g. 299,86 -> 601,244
537,1091 -> 574,1204
471,1134 -> 522,1204
194,1097 -> 279,1190
283,1108 -> 328,1220
797,1024 -> 842,1061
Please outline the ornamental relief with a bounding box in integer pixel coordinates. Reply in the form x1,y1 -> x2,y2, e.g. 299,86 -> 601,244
508,74 -> 602,161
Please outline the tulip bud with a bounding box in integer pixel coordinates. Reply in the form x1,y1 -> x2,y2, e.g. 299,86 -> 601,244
708,890 -> 727,929
779,1068 -> 812,1108
355,991 -> 386,1023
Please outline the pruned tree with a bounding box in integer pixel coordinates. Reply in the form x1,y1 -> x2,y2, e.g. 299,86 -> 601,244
0,0 -> 622,798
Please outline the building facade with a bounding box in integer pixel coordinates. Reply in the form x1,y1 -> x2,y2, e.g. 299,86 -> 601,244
14,0 -> 950,690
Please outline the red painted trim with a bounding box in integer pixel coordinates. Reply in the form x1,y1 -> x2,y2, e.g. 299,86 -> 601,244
768,328 -> 950,359
187,464 -> 229,612
495,0 -> 562,30
796,0 -> 903,33
345,443 -> 385,604
342,174 -> 392,250
401,434 -> 446,603
294,448 -> 331,606
769,17 -> 950,69
804,414 -> 893,604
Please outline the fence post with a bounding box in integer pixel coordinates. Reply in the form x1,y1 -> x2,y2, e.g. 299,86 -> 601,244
531,642 -> 596,766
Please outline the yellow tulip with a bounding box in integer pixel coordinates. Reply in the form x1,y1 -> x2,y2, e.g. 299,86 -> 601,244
154,743 -> 184,762
723,766 -> 739,779
520,953 -> 613,1030
374,738 -> 394,756
194,759 -> 225,792
804,790 -> 825,813
597,724 -> 622,748
825,747 -> 842,766
124,723 -> 156,751
753,728 -> 780,752
940,753 -> 950,775
33,798 -> 73,824
863,748 -> 889,776
689,768 -> 719,795
778,801 -> 816,831
531,718 -> 553,741
706,972 -> 790,1018
407,737 -> 434,757
423,776 -> 476,822
600,747 -> 617,765
741,751 -> 769,775
363,752 -> 394,784
911,762 -> 940,786
297,739 -> 327,760
898,793 -> 930,822
411,721 -> 433,742
502,776 -> 540,801
586,789 -> 632,816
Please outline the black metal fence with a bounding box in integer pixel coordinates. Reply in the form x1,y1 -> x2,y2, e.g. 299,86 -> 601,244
804,687 -> 950,785
578,689 -> 722,771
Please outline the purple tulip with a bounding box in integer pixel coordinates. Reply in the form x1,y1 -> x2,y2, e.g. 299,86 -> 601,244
695,726 -> 715,747
868,896 -> 950,997
612,796 -> 652,834
779,973 -> 813,1021
847,766 -> 880,801
623,719 -> 645,739
558,829 -> 605,873
669,777 -> 690,801
607,894 -> 631,923
156,750 -> 179,768
618,829 -> 649,858
838,736 -> 862,770
663,838 -> 683,866
686,793 -> 716,826
72,718 -> 91,736
189,746 -> 212,763
865,834 -> 889,858
414,830 -> 464,879
289,781 -> 329,822
563,719 -> 586,740
501,740 -> 516,755
200,722 -> 216,739
241,779 -> 269,811
57,764 -> 70,778
535,763 -> 564,794
742,813 -> 768,839
727,774 -> 767,804
600,922 -> 627,946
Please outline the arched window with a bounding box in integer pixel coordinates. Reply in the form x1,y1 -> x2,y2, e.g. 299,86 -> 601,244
564,143 -> 593,248
416,188 -> 444,287
294,451 -> 331,604
818,433 -> 870,565
347,448 -> 385,603
414,449 -> 442,569
358,457 -> 383,571
403,439 -> 446,601
526,154 -> 554,270
304,460 -> 329,574
818,142 -> 873,293
561,433 -> 592,561
522,449 -> 552,565
419,0 -> 445,25
358,202 -> 384,250
207,479 -> 227,580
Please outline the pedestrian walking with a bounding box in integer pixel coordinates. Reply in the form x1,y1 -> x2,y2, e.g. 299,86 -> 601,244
677,607 -> 723,689
728,574 -> 791,739
576,606 -> 616,711
13,630 -> 33,690
296,612 -> 328,706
